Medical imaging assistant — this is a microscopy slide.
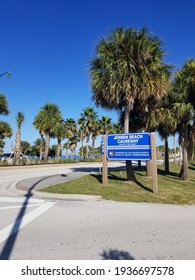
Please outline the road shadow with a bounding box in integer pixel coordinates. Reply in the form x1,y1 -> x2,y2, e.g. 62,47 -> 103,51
70,166 -> 126,173
16,174 -> 68,191
0,186 -> 33,259
0,174 -> 66,260
100,248 -> 135,260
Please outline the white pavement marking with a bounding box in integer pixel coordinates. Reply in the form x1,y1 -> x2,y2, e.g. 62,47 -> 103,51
0,197 -> 45,203
0,204 -> 43,210
0,201 -> 56,244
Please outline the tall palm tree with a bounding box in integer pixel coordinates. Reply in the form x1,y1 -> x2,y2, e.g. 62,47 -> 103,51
151,93 -> 178,173
13,112 -> 25,165
171,59 -> 195,180
33,103 -> 62,163
90,26 -> 171,180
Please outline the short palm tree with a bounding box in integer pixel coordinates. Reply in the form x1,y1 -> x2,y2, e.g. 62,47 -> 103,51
90,26 -> 171,180
33,103 -> 62,163
13,112 -> 25,165
32,138 -> 46,158
20,141 -> 31,154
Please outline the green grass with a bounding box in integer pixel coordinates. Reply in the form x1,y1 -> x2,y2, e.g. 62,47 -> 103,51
41,164 -> 195,204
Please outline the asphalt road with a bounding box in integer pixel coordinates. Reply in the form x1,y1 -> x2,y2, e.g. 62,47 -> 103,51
0,162 -> 195,260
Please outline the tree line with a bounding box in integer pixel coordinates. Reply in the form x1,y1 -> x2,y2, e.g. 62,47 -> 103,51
0,101 -> 123,163
1,26 -> 195,181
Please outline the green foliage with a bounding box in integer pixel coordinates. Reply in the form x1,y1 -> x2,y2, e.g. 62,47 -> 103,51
90,26 -> 171,114
20,141 -> 31,154
0,94 -> 9,115
33,103 -> 62,133
16,112 -> 25,128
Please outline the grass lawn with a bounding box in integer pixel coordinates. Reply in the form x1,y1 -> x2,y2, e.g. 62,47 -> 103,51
41,163 -> 195,204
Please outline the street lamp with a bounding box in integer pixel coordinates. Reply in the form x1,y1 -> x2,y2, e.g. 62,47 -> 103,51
0,72 -> 11,78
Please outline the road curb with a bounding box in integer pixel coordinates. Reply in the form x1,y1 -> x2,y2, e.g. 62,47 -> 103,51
33,190 -> 104,201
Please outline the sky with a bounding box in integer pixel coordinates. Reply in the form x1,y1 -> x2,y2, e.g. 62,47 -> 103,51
0,0 -> 195,153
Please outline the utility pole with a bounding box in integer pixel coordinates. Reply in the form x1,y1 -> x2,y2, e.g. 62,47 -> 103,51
0,72 -> 11,78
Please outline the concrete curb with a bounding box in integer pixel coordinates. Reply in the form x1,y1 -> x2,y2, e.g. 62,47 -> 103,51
33,190 -> 104,201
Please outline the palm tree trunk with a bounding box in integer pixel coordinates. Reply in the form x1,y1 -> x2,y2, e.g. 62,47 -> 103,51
86,136 -> 89,159
92,136 -> 95,159
66,148 -> 68,159
40,134 -> 44,160
57,138 -> 61,159
180,124 -> 189,180
164,135 -> 169,173
13,130 -> 21,165
173,133 -> 177,164
124,106 -> 135,181
188,125 -> 195,162
81,132 -> 84,161
44,132 -> 50,163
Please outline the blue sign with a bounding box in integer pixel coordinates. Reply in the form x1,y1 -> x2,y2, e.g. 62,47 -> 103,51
107,133 -> 151,160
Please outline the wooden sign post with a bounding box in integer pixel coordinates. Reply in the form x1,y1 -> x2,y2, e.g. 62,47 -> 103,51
151,132 -> 158,194
102,135 -> 108,185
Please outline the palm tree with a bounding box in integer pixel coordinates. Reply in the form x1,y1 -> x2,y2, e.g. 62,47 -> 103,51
31,138 -> 46,158
52,120 -> 67,159
90,26 -> 171,180
171,59 -> 195,180
13,112 -> 25,165
151,93 -> 178,173
39,129 -> 45,160
65,118 -> 78,158
20,141 -> 31,154
0,94 -> 10,115
173,103 -> 193,180
99,116 -> 113,135
33,103 -> 62,163
63,141 -> 69,159
78,118 -> 86,160
0,121 -> 12,152
79,107 -> 99,159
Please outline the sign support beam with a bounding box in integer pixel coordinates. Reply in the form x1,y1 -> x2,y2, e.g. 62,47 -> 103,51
102,135 -> 108,185
151,132 -> 158,194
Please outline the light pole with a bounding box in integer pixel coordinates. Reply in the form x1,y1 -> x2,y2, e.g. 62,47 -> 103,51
0,72 -> 11,78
